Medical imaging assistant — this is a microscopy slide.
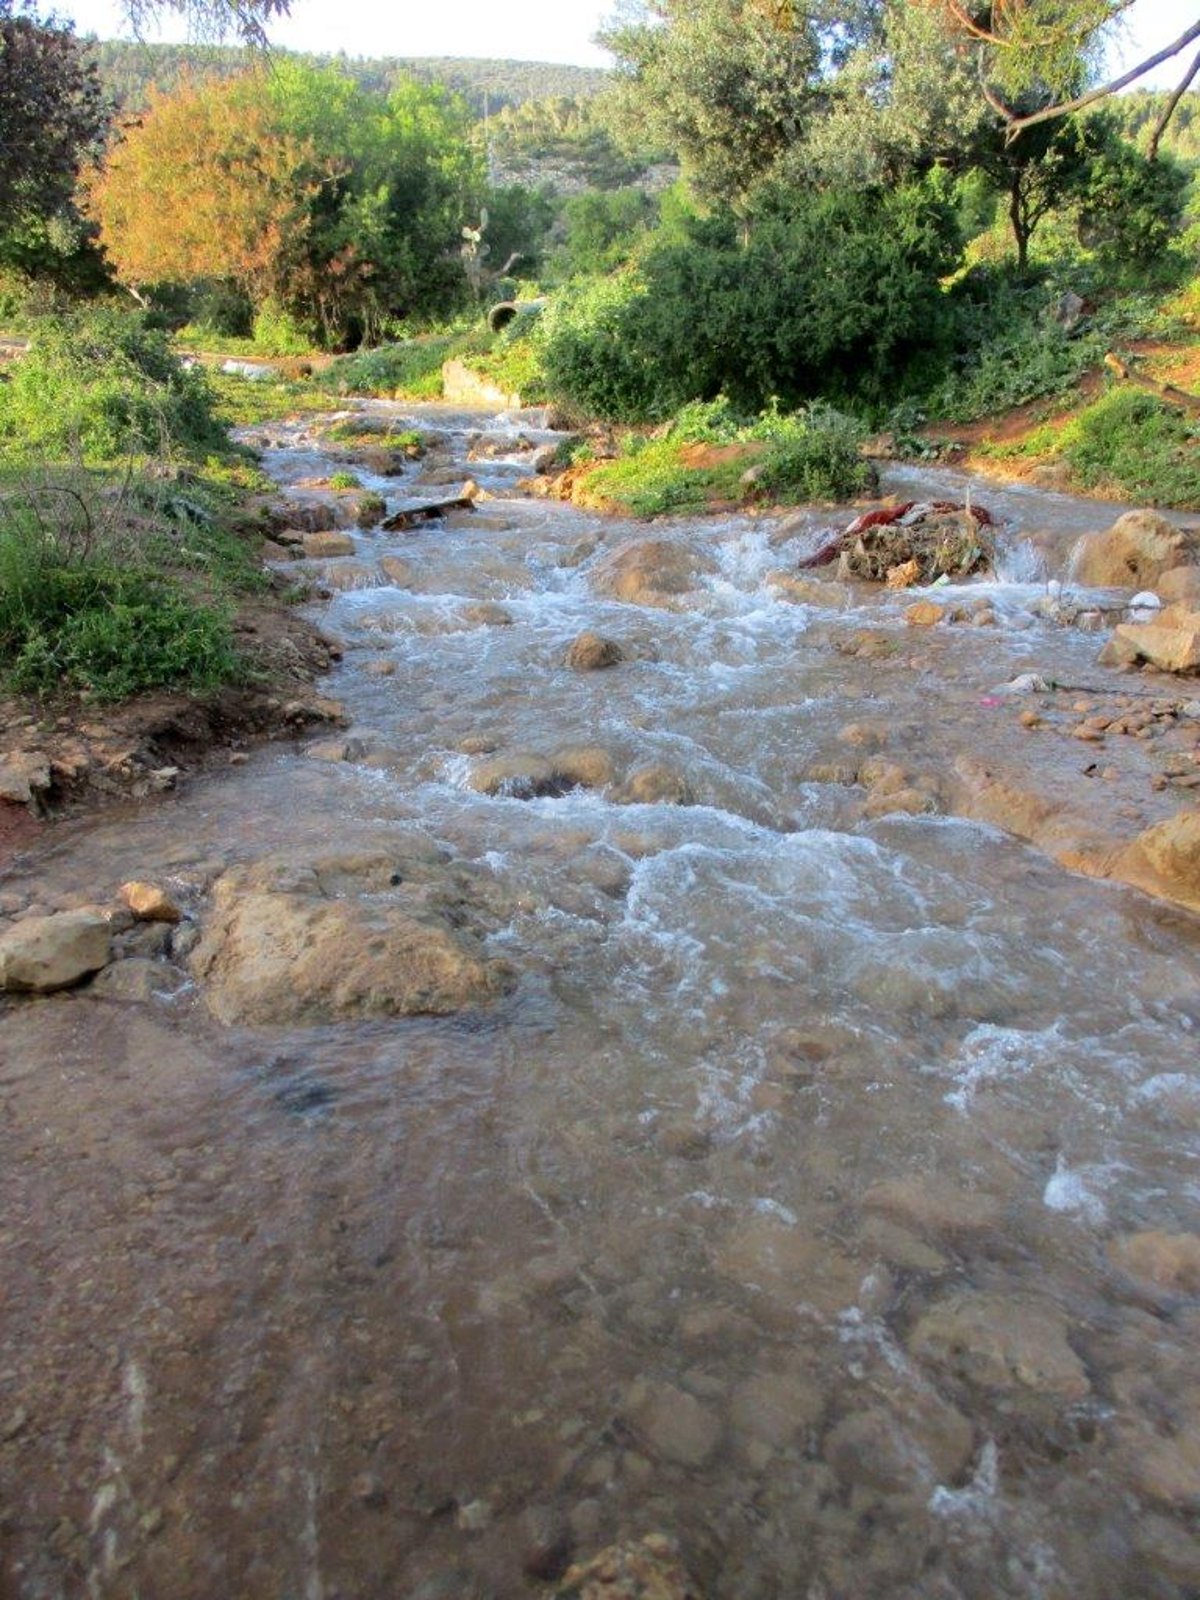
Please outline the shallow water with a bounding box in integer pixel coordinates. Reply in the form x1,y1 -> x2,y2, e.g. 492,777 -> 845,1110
2,405 -> 1198,1600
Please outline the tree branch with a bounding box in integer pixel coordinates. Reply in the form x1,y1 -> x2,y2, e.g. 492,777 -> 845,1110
1148,43 -> 1200,159
1000,17 -> 1200,143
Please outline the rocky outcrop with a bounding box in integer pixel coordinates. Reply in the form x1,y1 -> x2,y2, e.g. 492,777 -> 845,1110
591,540 -> 717,609
1070,510 -> 1198,589
0,910 -> 112,993
190,847 -> 516,1026
1112,810 -> 1200,913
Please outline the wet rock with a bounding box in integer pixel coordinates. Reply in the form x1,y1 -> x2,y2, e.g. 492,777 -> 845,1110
551,747 -> 616,791
909,1291 -> 1089,1400
714,1216 -> 864,1314
557,539 -> 599,569
1070,510 -> 1197,589
190,850 -> 516,1026
1114,810 -> 1200,913
301,530 -> 356,559
378,555 -> 417,586
1108,1230 -> 1200,1295
366,659 -> 397,677
120,881 -> 182,924
90,957 -> 188,1002
316,560 -> 377,592
566,631 -> 624,670
616,764 -> 695,807
351,492 -> 386,527
1157,565 -> 1200,607
767,573 -> 853,608
468,753 -> 562,799
728,1371 -> 823,1455
591,540 -> 717,610
620,1380 -> 721,1469
863,1177 -> 1002,1241
1111,611 -> 1200,674
555,1533 -> 698,1600
522,1505 -> 574,1581
0,910 -> 112,993
1096,631 -> 1143,668
0,750 -> 51,807
904,601 -> 945,628
823,1390 -> 974,1494
462,602 -> 514,627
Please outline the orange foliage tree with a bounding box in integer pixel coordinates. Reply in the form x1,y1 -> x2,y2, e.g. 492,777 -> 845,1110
88,73 -> 328,309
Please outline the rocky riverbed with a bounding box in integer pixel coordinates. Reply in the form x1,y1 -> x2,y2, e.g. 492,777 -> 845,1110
1,400 -> 1198,1600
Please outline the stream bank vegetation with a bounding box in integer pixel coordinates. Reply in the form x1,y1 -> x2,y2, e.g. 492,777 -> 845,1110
1,0 -> 1199,702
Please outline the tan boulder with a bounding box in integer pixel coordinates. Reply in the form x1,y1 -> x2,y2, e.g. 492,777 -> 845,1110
551,747 -> 616,790
1113,810 -> 1200,912
767,572 -> 852,608
0,910 -> 111,993
591,539 -> 716,609
301,530 -> 356,559
1112,611 -> 1200,674
468,752 -> 561,798
0,751 -> 51,807
904,600 -> 945,627
190,851 -> 515,1026
1157,565 -> 1200,607
1070,510 -> 1197,589
461,601 -> 514,627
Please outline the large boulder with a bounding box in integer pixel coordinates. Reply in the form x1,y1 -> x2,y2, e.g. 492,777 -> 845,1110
1070,511 -> 1198,589
190,847 -> 516,1026
1114,810 -> 1200,913
590,539 -> 716,609
1110,610 -> 1200,674
0,910 -> 112,993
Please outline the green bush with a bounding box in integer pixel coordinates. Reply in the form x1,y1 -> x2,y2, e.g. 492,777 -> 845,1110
0,309 -> 225,462
541,183 -> 960,423
0,513 -> 242,700
1052,388 -> 1200,508
323,337 -> 454,398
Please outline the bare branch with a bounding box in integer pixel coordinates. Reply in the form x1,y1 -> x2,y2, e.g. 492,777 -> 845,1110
1000,17 -> 1200,143
1148,44 -> 1200,159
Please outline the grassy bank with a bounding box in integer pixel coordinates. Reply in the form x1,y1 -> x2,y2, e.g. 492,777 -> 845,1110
0,311 -> 270,702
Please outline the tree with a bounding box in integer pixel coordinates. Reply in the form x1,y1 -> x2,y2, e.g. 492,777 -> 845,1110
601,0 -> 883,216
89,65 -> 484,346
918,1 -> 1200,149
0,0 -> 108,227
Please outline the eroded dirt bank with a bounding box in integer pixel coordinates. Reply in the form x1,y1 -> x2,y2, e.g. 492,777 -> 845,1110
1,402 -> 1198,1600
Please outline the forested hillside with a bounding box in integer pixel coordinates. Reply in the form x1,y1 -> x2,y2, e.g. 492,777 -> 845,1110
88,39 -> 608,115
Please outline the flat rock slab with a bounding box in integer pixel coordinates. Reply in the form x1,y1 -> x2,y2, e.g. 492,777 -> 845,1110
190,847 -> 517,1026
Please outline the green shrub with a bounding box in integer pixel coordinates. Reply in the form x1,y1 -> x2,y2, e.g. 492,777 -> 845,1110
323,337 -> 454,398
1052,388 -> 1200,508
327,471 -> 361,489
251,298 -> 314,356
0,513 -> 242,700
0,310 -> 225,462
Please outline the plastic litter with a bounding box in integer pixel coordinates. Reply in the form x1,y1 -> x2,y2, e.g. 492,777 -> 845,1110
1000,673 -> 1053,695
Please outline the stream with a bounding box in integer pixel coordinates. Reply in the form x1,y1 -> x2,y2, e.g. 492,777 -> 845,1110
1,400 -> 1199,1600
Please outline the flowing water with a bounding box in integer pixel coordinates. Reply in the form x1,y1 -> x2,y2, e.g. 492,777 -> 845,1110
2,405 -> 1199,1600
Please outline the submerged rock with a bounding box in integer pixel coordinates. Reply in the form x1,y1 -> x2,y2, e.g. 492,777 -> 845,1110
909,1291 -> 1089,1401
554,1534 -> 700,1600
566,631 -> 624,670
0,910 -> 111,993
591,540 -> 717,609
190,849 -> 516,1026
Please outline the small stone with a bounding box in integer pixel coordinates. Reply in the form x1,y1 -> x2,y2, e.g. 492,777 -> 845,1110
620,1379 -> 722,1468
120,882 -> 183,924
351,1473 -> 387,1509
455,1499 -> 492,1532
366,659 -> 397,677
904,601 -> 945,627
1019,709 -> 1042,729
565,631 -> 624,671
521,1505 -> 573,1581
462,602 -> 513,627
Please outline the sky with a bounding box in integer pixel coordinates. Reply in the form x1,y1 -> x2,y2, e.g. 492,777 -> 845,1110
55,0 -> 1200,85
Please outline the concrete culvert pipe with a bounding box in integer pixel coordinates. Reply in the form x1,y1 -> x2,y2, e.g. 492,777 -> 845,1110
487,298 -> 547,335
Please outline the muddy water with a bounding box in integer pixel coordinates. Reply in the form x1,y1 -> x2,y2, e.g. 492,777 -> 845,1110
2,405 -> 1199,1600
